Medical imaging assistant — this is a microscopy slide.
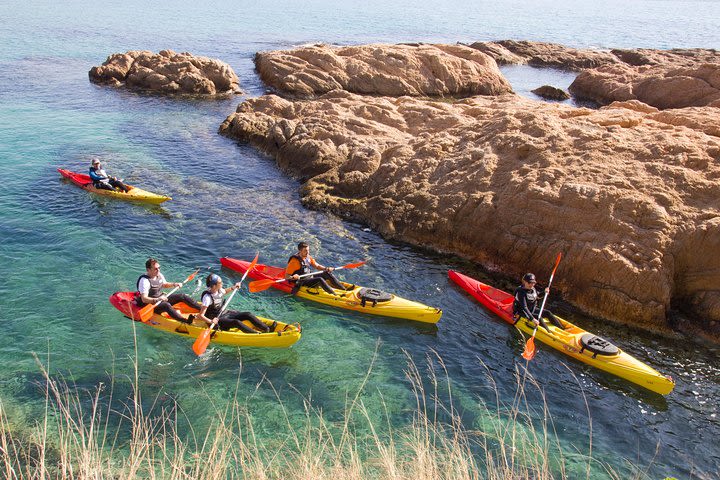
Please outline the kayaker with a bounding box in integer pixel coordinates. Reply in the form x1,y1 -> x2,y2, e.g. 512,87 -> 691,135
285,242 -> 351,296
197,274 -> 273,333
512,273 -> 564,331
89,158 -> 131,193
136,258 -> 201,324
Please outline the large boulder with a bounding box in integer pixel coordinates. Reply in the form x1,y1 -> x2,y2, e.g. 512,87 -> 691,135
570,63 -> 720,109
254,43 -> 513,97
220,91 -> 720,333
89,50 -> 241,95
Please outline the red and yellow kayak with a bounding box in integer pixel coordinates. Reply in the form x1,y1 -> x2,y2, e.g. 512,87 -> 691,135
58,168 -> 171,204
109,291 -> 301,348
221,257 -> 442,323
448,270 -> 674,395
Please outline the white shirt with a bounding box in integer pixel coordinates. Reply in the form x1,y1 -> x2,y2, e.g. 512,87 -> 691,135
138,273 -> 166,296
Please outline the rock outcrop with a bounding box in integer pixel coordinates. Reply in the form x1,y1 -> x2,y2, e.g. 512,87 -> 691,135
254,43 -> 513,97
570,63 -> 720,109
469,40 -> 620,71
220,91 -> 720,331
89,50 -> 241,95
531,85 -> 570,101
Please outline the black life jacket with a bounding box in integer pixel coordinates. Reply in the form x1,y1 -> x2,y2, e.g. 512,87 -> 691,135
202,289 -> 225,319
136,274 -> 164,305
288,254 -> 312,277
512,286 -> 539,317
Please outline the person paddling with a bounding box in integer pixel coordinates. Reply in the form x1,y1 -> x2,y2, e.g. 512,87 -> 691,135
136,258 -> 201,324
285,242 -> 352,296
513,273 -> 564,332
197,274 -> 273,333
89,158 -> 131,193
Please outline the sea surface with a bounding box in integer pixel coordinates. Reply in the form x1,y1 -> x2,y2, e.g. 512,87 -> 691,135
1,1 -> 719,478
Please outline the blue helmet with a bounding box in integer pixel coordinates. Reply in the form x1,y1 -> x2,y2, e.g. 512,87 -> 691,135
206,273 -> 222,287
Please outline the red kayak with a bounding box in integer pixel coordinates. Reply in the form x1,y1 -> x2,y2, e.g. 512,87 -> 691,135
448,270 -> 674,395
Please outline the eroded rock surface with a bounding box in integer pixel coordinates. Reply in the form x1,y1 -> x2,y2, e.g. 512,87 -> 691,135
254,43 -> 512,97
220,91 -> 720,331
570,63 -> 720,109
531,85 -> 570,101
470,40 -> 620,70
89,50 -> 241,95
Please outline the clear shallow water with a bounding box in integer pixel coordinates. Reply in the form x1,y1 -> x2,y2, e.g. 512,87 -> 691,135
1,1 -> 720,478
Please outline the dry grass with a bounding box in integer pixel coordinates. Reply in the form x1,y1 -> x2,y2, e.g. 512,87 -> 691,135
0,338 -> 650,480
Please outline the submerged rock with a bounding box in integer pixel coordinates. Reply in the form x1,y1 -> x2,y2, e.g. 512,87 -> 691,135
254,43 -> 513,97
220,91 -> 720,331
531,85 -> 570,101
89,50 -> 241,95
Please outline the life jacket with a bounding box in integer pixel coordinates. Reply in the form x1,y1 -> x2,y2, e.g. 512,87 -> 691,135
89,166 -> 110,185
201,289 -> 225,319
135,274 -> 164,305
288,254 -> 312,277
512,286 -> 538,318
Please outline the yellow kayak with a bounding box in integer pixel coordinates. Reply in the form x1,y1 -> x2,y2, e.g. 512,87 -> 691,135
110,292 -> 301,348
221,257 -> 442,324
448,270 -> 674,395
58,168 -> 171,204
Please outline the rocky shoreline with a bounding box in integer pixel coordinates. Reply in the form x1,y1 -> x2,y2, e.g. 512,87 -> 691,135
218,41 -> 720,337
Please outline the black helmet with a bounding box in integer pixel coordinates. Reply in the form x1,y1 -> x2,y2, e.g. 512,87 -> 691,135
523,273 -> 536,283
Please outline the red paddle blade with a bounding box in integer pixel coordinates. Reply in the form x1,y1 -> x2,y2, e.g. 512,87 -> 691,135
249,279 -> 276,293
192,329 -> 212,356
343,261 -> 366,269
522,337 -> 537,360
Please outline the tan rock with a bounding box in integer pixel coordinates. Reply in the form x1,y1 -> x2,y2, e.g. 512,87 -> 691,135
220,91 -> 720,332
89,49 -> 241,95
570,63 -> 720,109
254,43 -> 513,97
470,40 -> 620,70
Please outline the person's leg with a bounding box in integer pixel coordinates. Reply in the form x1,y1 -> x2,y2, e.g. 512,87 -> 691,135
94,181 -> 114,191
109,178 -> 131,192
153,301 -> 191,323
542,310 -> 564,329
218,314 -> 258,333
292,276 -> 336,295
319,271 -> 345,290
167,293 -> 202,310
233,311 -> 270,332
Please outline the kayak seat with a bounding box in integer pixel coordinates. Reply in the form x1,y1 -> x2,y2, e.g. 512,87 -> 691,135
579,334 -> 619,358
357,288 -> 392,307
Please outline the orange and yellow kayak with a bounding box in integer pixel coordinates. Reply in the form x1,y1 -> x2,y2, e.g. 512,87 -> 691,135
58,168 -> 171,204
221,257 -> 442,323
109,291 -> 301,348
448,270 -> 674,395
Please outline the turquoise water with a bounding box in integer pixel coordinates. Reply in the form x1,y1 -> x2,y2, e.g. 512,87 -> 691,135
1,0 -> 719,478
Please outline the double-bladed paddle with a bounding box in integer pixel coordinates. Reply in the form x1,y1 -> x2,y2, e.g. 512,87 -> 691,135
137,268 -> 200,323
248,261 -> 366,293
192,253 -> 259,356
522,252 -> 562,361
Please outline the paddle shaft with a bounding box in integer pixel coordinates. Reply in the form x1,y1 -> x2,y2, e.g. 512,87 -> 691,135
522,253 -> 562,360
207,254 -> 257,329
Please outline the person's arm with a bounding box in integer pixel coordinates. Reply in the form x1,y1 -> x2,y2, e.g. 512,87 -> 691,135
138,278 -> 166,304
285,258 -> 300,281
309,256 -> 331,272
516,291 -> 536,321
88,169 -> 103,182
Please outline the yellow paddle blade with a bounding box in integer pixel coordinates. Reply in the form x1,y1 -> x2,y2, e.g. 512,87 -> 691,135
522,336 -> 537,360
192,328 -> 212,356
249,278 -> 277,293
